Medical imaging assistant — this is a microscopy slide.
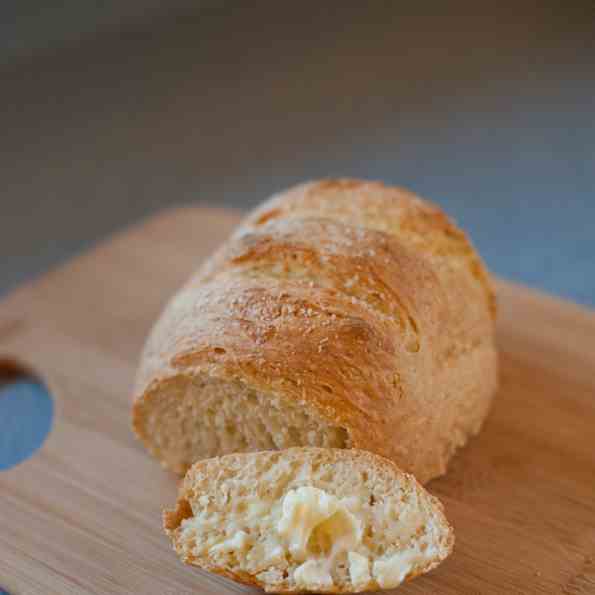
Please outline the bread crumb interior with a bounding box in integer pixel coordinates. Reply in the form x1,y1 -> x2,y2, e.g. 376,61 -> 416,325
169,452 -> 445,592
142,376 -> 349,473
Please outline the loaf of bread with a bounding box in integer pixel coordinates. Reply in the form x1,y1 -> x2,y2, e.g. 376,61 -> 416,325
164,447 -> 454,593
133,179 -> 498,483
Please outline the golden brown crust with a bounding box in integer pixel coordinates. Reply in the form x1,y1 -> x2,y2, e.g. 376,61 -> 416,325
240,179 -> 495,320
133,179 -> 498,483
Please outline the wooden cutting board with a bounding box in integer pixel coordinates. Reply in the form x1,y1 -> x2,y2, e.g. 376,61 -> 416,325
1,207 -> 594,595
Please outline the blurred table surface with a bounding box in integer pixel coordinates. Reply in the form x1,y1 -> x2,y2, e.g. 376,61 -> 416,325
1,1 -> 595,305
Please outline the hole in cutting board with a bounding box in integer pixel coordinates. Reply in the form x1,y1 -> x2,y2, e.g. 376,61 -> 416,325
0,362 -> 54,471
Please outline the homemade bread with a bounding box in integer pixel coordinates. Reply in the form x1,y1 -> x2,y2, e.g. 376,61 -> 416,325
164,447 -> 454,593
133,179 -> 498,483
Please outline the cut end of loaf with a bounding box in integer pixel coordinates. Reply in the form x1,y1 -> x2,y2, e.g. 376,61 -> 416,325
163,448 -> 454,593
133,374 -> 350,475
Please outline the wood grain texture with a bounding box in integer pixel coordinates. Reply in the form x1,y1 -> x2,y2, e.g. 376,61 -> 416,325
0,206 -> 594,595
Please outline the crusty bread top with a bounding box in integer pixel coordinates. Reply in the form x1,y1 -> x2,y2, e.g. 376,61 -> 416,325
134,179 -> 498,482
238,179 -> 495,318
164,447 -> 454,593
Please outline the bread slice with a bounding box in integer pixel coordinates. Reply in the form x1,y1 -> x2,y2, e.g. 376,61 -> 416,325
164,448 -> 454,592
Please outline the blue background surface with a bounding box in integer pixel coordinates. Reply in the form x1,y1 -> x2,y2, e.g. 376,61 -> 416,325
0,380 -> 53,471
2,3 -> 595,304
